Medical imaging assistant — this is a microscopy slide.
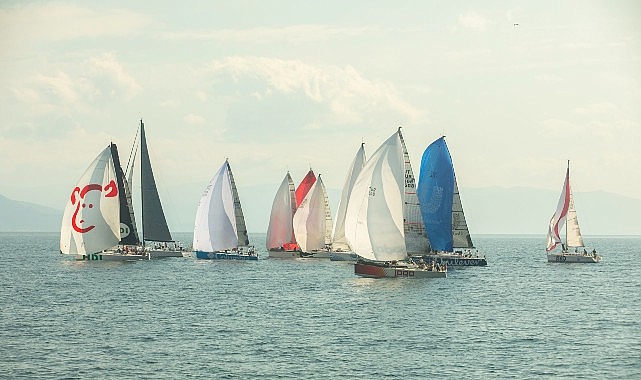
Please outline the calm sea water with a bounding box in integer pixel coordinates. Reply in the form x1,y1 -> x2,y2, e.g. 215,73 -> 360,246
1,233 -> 639,379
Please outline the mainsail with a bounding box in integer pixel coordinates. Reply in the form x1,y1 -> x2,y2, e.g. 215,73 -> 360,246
266,172 -> 297,250
193,160 -> 239,252
332,143 -> 366,252
60,146 -> 121,254
399,129 -> 431,255
452,177 -> 474,249
344,130 -> 406,262
139,120 -> 173,243
111,143 -> 140,246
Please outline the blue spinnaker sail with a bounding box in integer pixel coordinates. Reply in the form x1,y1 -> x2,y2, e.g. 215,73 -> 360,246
417,137 -> 454,252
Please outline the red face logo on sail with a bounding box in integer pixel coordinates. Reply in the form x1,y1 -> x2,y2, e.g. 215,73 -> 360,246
71,180 -> 118,233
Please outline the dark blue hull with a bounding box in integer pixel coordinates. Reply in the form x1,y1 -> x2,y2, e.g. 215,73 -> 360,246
195,251 -> 258,260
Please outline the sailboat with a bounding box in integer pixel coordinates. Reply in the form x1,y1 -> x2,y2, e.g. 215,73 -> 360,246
131,120 -> 183,258
193,159 -> 256,260
60,144 -> 144,261
293,174 -> 333,258
546,161 -> 601,263
266,172 -> 301,258
345,129 -> 447,278
416,137 -> 487,266
329,143 -> 366,261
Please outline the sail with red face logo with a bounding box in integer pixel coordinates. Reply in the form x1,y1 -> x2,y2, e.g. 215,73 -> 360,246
60,146 -> 121,255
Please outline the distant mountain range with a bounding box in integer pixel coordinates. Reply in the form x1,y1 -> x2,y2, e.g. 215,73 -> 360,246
1,188 -> 640,236
0,194 -> 61,232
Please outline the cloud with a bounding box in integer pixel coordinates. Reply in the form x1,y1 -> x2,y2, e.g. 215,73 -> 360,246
184,114 -> 206,125
88,53 -> 141,100
159,24 -> 378,43
0,3 -> 155,47
205,56 -> 423,127
459,12 -> 490,31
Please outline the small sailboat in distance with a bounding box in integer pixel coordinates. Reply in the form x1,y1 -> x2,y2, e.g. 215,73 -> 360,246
546,161 -> 601,263
193,159 -> 256,260
293,174 -> 333,258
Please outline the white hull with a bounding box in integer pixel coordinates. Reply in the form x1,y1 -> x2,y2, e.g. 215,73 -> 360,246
304,251 -> 332,259
147,249 -> 184,259
268,250 -> 301,258
355,262 -> 447,278
329,252 -> 358,261
416,252 -> 488,266
547,253 -> 601,263
72,253 -> 145,261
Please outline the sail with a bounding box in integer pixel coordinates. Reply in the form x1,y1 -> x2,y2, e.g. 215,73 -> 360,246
193,161 -> 238,252
226,161 -> 250,247
60,146 -> 120,254
566,179 -> 585,248
452,176 -> 474,248
332,143 -> 366,252
321,178 -> 333,246
266,172 -> 297,250
295,170 -> 316,207
417,137 -> 455,252
140,120 -> 173,242
345,130 -> 406,262
293,177 -> 327,252
546,164 -> 571,252
111,143 -> 140,246
399,130 -> 431,255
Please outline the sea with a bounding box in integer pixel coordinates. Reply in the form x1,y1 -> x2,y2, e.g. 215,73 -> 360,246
1,233 -> 639,379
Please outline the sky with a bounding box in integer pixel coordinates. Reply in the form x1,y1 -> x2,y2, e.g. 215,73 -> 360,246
1,1 -> 640,233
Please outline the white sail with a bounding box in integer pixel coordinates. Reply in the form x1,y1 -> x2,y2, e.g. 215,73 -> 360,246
452,175 -> 474,249
193,160 -> 238,252
321,178 -> 333,246
266,172 -> 297,250
345,130 -> 406,262
227,161 -> 250,247
332,143 -> 366,251
399,129 -> 431,255
60,146 -> 121,255
293,177 -> 326,252
566,187 -> 585,248
546,164 -> 570,252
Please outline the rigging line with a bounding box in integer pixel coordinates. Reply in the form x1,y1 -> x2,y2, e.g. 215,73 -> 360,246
125,124 -> 140,175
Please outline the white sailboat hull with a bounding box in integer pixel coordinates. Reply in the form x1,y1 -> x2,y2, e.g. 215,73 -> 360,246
147,249 -> 184,259
354,262 -> 447,278
72,253 -> 145,261
268,250 -> 301,258
547,253 -> 601,263
416,252 -> 488,266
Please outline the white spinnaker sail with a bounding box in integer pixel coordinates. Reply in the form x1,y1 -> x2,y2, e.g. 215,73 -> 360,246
345,131 -> 406,262
293,177 -> 327,252
60,146 -> 120,255
266,172 -> 296,250
332,143 -> 366,251
193,161 -> 238,252
566,188 -> 585,248
546,165 -> 570,252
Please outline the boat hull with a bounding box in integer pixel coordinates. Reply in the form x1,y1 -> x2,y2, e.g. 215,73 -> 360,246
73,253 -> 145,261
354,262 -> 446,278
195,251 -> 258,260
147,250 -> 184,259
547,253 -> 601,263
268,250 -> 301,258
329,252 -> 358,261
416,253 -> 487,266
